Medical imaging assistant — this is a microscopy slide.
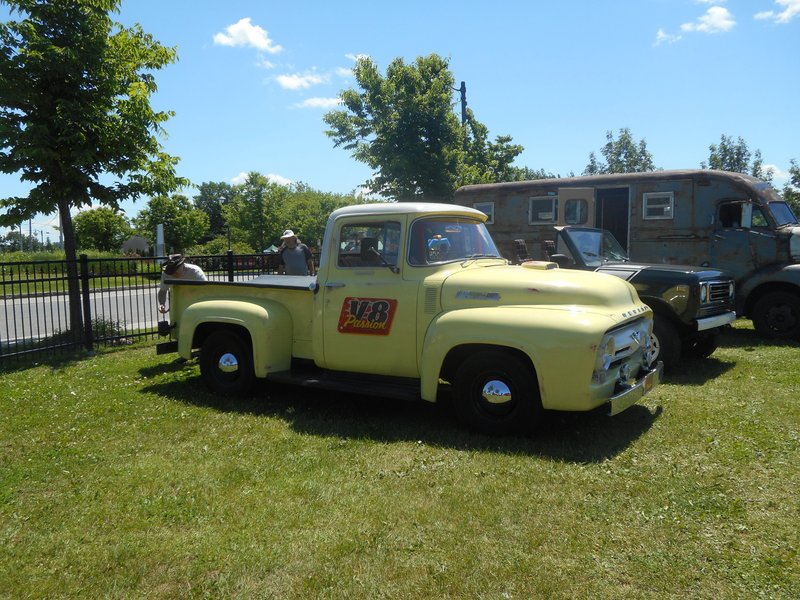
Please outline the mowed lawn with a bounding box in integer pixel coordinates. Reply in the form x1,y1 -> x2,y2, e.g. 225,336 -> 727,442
1,321 -> 798,599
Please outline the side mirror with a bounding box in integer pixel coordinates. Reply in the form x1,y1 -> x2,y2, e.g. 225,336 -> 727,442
549,254 -> 573,268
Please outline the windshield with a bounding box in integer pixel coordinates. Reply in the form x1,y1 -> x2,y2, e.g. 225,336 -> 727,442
562,229 -> 629,267
408,216 -> 502,266
768,202 -> 799,227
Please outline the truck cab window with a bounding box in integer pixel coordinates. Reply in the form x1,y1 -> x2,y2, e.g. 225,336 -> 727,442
718,203 -> 743,229
338,222 -> 400,268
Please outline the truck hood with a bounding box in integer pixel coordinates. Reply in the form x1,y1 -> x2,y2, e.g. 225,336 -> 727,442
439,264 -> 645,318
597,262 -> 731,281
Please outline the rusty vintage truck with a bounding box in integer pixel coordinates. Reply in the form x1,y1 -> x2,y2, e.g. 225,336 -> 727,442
455,170 -> 800,340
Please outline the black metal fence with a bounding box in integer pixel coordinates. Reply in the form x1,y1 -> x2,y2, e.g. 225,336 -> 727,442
0,251 -> 287,364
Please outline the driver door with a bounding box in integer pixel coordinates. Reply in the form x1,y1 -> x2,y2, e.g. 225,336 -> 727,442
321,219 -> 419,377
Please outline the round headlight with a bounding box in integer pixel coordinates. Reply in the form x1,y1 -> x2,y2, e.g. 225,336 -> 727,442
729,282 -> 735,298
699,283 -> 708,303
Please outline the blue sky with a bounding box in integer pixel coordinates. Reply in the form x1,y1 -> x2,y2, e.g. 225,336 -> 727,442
2,0 -> 799,243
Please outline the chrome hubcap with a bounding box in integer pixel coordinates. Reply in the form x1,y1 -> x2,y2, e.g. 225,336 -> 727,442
218,353 -> 239,374
481,380 -> 512,405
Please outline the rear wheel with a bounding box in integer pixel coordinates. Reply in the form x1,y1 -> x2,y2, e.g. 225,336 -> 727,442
752,291 -> 800,339
453,350 -> 542,435
199,330 -> 255,396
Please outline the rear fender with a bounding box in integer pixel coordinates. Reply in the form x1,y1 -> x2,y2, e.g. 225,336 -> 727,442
179,300 -> 293,377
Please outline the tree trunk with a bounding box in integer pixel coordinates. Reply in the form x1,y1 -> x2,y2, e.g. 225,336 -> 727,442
59,198 -> 85,342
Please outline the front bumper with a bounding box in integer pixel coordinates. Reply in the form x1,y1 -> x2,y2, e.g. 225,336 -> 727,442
607,361 -> 663,416
696,311 -> 736,332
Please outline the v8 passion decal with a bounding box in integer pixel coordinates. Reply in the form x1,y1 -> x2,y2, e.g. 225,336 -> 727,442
337,297 -> 398,335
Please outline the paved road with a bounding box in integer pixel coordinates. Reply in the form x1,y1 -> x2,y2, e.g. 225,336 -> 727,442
0,285 -> 161,343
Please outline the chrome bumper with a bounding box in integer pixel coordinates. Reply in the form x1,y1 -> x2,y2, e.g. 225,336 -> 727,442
696,311 -> 736,332
607,361 -> 663,416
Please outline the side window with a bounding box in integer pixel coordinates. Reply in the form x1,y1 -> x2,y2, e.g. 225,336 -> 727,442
751,206 -> 769,228
337,222 -> 400,268
529,196 -> 558,224
473,202 -> 494,224
564,198 -> 589,225
718,203 -> 743,229
643,192 -> 674,220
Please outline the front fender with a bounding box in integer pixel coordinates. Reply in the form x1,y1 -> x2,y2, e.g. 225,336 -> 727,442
419,306 -> 614,409
179,299 -> 293,377
739,263 -> 800,314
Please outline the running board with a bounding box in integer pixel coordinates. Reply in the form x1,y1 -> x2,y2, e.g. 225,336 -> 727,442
267,368 -> 421,401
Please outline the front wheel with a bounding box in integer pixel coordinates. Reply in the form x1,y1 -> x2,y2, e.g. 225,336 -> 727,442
648,317 -> 681,372
683,331 -> 720,359
199,330 -> 255,396
752,291 -> 800,339
453,350 -> 542,435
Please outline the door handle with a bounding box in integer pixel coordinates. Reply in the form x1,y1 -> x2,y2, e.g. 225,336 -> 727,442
324,282 -> 346,288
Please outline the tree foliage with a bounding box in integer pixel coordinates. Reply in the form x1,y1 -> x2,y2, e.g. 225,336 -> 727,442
324,54 -> 463,201
193,181 -> 234,239
220,173 -> 360,252
133,194 -> 208,253
324,54 -> 526,200
701,134 -> 774,182
73,206 -> 130,251
459,110 -> 526,185
782,159 -> 800,215
0,0 -> 185,334
583,128 -> 657,175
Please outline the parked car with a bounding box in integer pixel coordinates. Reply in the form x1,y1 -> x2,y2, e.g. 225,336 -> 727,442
542,226 -> 736,370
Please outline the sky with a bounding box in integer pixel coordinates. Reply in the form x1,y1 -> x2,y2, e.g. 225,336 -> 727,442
1,0 -> 799,243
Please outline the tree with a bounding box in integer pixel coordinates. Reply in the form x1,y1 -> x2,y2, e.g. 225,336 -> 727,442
223,173 -> 289,252
193,181 -> 234,239
133,194 -> 208,253
459,110 -> 525,185
583,128 -> 657,175
73,206 -> 130,251
701,134 -> 774,182
324,54 -> 464,201
783,159 -> 800,215
0,0 -> 186,336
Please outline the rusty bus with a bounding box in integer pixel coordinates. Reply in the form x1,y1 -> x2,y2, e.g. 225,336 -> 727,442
454,170 -> 800,340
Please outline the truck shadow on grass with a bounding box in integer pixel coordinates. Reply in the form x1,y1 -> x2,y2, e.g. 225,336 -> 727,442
140,366 -> 663,464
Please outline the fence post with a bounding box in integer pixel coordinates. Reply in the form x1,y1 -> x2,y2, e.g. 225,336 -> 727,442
79,254 -> 94,353
227,250 -> 234,282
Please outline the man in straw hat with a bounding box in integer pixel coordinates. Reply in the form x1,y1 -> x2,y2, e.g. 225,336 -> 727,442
278,229 -> 315,276
157,254 -> 207,314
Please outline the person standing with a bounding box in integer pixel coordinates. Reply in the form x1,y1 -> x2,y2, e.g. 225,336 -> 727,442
278,229 -> 315,276
157,254 -> 207,314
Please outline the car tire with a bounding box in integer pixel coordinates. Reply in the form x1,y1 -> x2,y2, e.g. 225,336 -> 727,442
683,332 -> 720,359
752,291 -> 800,340
649,317 -> 681,372
199,329 -> 255,396
453,350 -> 542,435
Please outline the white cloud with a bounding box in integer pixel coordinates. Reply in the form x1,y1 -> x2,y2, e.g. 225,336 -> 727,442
267,174 -> 293,187
681,6 -> 736,33
336,67 -> 353,78
654,28 -> 683,45
345,53 -> 370,62
755,0 -> 800,23
295,97 -> 342,109
213,18 -> 283,53
276,72 -> 326,90
230,172 -> 293,186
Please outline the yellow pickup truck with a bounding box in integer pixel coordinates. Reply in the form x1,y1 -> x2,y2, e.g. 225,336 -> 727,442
157,203 -> 662,434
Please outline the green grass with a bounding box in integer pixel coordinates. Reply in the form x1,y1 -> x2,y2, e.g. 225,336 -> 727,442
1,322 -> 798,599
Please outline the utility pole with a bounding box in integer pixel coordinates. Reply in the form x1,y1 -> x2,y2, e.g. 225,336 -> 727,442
457,81 -> 467,151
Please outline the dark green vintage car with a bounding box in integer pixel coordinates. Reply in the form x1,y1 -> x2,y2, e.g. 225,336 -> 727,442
545,226 -> 736,371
